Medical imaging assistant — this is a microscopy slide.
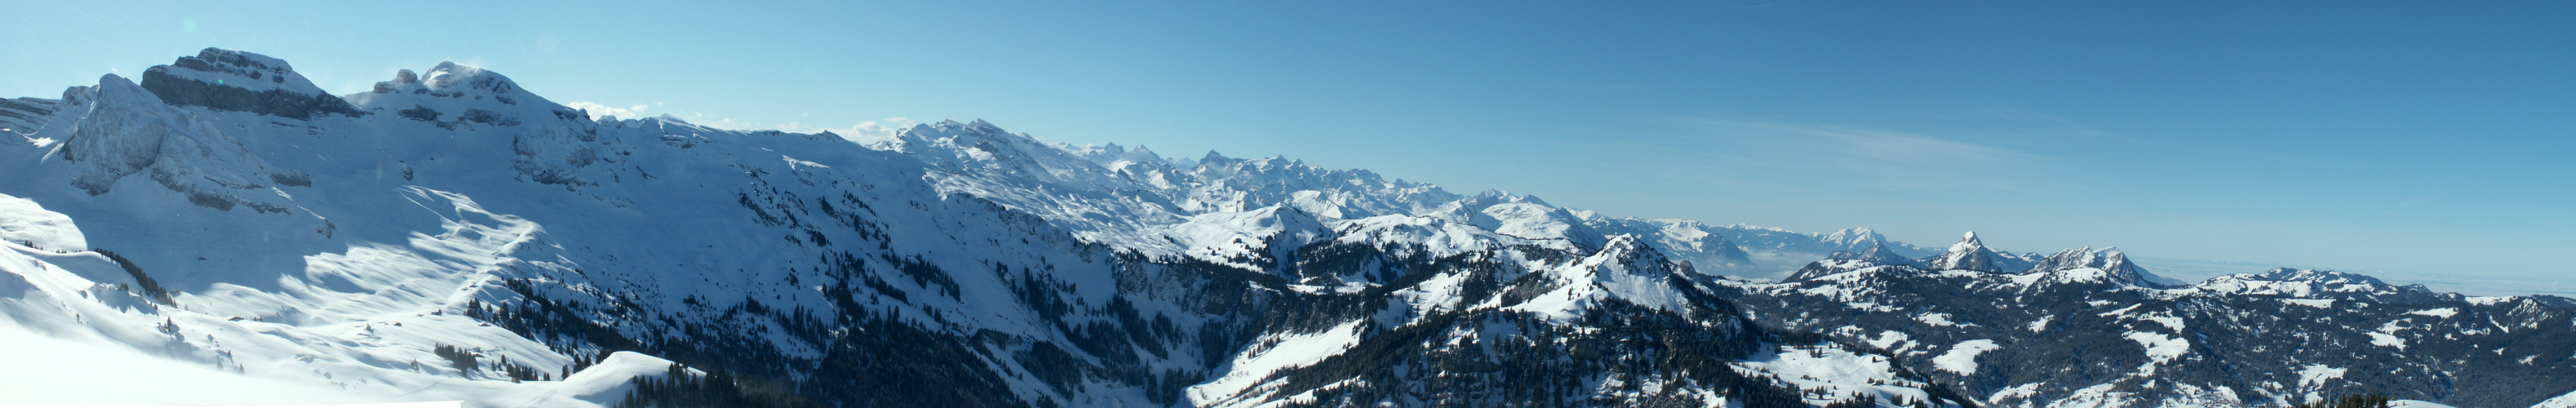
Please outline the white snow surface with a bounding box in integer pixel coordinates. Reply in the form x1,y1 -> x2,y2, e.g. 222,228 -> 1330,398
1187,321 -> 1369,407
1734,342 -> 1937,407
2534,388 -> 2576,408
2122,331 -> 2190,371
0,194 -> 84,251
1932,339 -> 2002,375
0,191 -> 689,407
2370,332 -> 2410,349
2390,401 -> 2457,408
2296,364 -> 2347,390
0,318 -> 393,406
2407,308 -> 2461,318
2282,299 -> 2338,308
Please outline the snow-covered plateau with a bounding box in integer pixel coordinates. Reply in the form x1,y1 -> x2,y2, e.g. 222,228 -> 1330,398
0,48 -> 2568,408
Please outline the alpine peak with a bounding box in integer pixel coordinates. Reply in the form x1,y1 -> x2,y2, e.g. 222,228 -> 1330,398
1819,227 -> 1901,254
2024,246 -> 2158,287
139,48 -> 363,120
1926,231 -> 2007,273
152,48 -> 327,95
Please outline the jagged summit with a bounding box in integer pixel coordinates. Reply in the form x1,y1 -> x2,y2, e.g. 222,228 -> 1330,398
2027,246 -> 2150,285
869,118 -> 1137,189
139,48 -> 364,120
153,48 -> 327,95
1818,228 -> 1892,253
1925,231 -> 2006,272
2008,246 -> 2191,289
1055,141 -> 1171,166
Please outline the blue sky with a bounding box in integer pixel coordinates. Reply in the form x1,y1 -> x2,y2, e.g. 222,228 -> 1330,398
7,1 -> 2572,289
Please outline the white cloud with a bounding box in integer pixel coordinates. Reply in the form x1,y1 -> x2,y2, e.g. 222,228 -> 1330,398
570,107 -> 918,145
563,101 -> 650,120
771,118 -> 919,144
1739,122 -> 2018,163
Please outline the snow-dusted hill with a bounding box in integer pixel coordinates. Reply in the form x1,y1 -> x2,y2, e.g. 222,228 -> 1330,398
1,48 -> 2564,408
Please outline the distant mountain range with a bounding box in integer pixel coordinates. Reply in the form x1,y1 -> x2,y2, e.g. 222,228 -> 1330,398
1,48 -> 2568,408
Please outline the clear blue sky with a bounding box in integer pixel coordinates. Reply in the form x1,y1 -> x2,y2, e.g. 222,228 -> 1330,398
7,1 -> 2571,286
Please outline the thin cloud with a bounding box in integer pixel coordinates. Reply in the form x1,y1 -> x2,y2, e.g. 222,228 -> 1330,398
1681,119 -> 2032,164
1737,121 -> 2021,163
763,118 -> 920,144
1645,119 -> 2072,193
564,101 -> 649,119
1969,109 -> 2128,143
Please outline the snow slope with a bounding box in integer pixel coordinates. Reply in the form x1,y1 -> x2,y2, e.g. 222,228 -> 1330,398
0,191 -> 686,407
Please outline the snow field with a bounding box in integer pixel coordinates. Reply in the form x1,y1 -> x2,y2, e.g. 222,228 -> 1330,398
1931,339 -> 2001,375
1187,321 -> 1368,407
1733,342 -> 1935,407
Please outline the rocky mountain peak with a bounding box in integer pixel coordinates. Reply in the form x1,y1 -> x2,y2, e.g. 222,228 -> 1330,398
2026,246 -> 2152,286
158,48 -> 325,94
139,48 -> 362,120
1926,231 -> 2008,273
1819,228 -> 1888,251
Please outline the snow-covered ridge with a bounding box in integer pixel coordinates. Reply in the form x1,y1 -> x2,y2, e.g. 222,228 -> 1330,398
7,47 -> 2560,408
0,47 -> 1961,408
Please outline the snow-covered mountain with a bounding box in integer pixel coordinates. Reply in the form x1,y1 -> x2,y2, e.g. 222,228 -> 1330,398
1723,233 -> 2576,408
0,49 -> 1972,408
1696,224 -> 1943,279
0,48 -> 2562,408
